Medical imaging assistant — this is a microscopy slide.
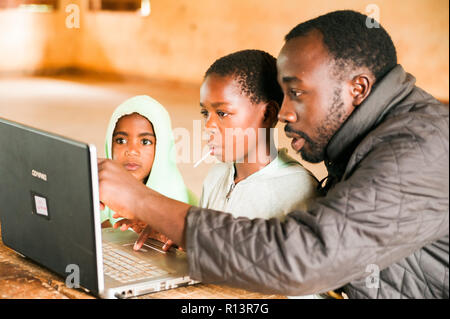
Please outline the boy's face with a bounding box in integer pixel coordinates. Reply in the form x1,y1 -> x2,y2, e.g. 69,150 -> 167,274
200,74 -> 269,163
112,113 -> 156,183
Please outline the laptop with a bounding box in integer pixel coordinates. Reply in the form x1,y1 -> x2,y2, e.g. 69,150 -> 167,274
0,117 -> 198,298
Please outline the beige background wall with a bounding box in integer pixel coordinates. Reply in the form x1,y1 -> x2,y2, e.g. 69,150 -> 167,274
0,0 -> 448,195
0,0 -> 448,101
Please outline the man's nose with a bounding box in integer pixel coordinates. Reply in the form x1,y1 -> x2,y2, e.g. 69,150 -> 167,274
278,99 -> 297,123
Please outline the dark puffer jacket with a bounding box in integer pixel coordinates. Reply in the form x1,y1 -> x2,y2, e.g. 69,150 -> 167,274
185,65 -> 449,298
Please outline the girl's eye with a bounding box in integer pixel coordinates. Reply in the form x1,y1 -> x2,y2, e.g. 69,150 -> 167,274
141,139 -> 153,146
115,137 -> 126,144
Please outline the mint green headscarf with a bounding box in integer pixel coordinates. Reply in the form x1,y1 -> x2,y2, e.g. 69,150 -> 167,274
100,95 -> 197,225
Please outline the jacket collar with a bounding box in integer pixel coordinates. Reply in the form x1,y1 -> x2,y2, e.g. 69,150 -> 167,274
325,64 -> 416,164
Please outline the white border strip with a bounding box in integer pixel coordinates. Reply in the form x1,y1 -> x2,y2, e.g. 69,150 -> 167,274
88,144 -> 105,295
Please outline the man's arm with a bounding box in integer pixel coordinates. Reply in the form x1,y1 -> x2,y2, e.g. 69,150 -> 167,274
97,159 -> 191,246
98,117 -> 448,296
184,131 -> 449,295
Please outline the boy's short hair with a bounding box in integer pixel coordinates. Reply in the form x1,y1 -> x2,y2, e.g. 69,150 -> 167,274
205,49 -> 283,108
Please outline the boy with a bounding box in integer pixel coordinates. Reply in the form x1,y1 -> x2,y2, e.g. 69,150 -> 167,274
198,50 -> 323,298
199,50 -> 319,221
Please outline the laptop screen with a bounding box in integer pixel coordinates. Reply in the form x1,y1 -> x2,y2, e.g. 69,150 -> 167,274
0,118 -> 103,294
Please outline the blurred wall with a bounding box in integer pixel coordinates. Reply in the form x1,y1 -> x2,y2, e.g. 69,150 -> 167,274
0,0 -> 448,100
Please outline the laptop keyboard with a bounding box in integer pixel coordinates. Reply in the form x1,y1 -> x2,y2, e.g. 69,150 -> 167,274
102,242 -> 169,283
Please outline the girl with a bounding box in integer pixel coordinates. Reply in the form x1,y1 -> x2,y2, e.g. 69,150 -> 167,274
101,95 -> 197,245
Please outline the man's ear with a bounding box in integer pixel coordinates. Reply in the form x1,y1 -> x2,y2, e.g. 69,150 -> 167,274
263,101 -> 280,127
351,74 -> 374,107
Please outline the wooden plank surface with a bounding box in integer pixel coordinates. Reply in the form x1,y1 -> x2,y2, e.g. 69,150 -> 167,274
0,223 -> 286,299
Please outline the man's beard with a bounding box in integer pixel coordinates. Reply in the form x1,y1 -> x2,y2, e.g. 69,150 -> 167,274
285,87 -> 348,163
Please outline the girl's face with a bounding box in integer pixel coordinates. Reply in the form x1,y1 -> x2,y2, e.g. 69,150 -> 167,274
199,74 -> 268,163
112,113 -> 156,183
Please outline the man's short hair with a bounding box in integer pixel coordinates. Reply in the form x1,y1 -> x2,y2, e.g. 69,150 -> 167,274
285,10 -> 398,82
205,49 -> 284,108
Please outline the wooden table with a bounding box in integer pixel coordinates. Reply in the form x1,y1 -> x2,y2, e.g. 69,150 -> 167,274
0,223 -> 286,299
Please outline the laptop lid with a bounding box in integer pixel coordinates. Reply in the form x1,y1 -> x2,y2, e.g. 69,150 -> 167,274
0,117 -> 104,295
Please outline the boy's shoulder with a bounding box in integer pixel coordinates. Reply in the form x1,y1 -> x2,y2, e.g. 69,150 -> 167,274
257,149 -> 320,199
202,161 -> 232,186
276,148 -> 301,167
267,148 -> 315,178
202,149 -> 318,186
245,149 -> 318,192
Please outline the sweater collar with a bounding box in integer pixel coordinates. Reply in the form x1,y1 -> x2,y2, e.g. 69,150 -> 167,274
325,64 -> 416,164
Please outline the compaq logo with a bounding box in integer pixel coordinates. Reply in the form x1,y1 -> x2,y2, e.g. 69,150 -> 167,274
32,169 -> 47,181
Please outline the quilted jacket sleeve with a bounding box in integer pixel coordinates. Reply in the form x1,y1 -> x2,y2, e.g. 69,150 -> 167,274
185,112 -> 449,296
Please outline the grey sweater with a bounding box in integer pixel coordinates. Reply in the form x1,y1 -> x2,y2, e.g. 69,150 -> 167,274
185,65 -> 449,299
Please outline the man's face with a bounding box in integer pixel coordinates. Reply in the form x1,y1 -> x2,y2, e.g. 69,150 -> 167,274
277,30 -> 355,163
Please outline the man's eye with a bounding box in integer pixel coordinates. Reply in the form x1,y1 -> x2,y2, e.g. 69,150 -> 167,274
141,139 -> 153,146
217,111 -> 228,118
115,137 -> 126,144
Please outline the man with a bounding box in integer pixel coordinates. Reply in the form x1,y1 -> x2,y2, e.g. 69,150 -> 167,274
98,10 -> 449,298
